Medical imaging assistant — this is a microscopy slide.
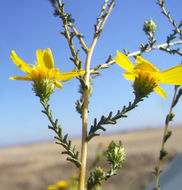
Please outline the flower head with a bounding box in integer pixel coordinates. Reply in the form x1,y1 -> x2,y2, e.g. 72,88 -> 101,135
115,51 -> 182,99
10,48 -> 84,99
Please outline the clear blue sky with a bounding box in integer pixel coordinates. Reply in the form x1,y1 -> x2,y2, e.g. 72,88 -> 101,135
1,0 -> 182,147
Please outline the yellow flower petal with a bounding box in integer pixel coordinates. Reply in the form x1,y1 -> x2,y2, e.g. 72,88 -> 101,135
55,81 -> 63,88
123,71 -> 135,81
42,48 -> 54,69
159,65 -> 182,85
9,76 -> 32,81
11,51 -> 32,73
36,49 -> 44,68
154,86 -> 167,99
114,51 -> 135,71
57,70 -> 85,82
135,56 -> 159,72
10,48 -> 85,90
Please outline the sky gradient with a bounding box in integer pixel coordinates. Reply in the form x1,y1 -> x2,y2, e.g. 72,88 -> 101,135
1,0 -> 182,147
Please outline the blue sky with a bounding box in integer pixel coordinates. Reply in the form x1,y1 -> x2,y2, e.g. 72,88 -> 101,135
1,0 -> 182,147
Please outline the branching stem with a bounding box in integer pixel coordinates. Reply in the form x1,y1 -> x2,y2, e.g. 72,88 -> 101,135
158,1 -> 181,36
70,24 -> 88,52
79,1 -> 115,189
90,40 -> 182,74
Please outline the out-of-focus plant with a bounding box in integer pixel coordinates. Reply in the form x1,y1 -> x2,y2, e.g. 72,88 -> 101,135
9,0 -> 182,190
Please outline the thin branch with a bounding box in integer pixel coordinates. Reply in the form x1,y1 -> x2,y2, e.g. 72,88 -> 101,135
158,1 -> 181,36
154,86 -> 179,189
90,40 -> 182,74
69,24 -> 88,53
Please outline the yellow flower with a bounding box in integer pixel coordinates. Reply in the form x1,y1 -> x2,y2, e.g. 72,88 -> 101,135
48,180 -> 71,190
9,48 -> 84,89
115,51 -> 182,99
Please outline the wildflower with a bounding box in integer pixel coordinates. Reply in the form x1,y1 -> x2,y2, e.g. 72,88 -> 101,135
115,51 -> 182,99
9,48 -> 84,99
47,180 -> 71,190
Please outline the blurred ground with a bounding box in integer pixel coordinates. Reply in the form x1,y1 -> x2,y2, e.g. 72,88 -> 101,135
0,126 -> 182,190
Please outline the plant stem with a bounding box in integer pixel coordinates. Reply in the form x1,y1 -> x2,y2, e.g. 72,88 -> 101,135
155,86 -> 178,189
79,2 -> 115,189
79,35 -> 102,190
79,52 -> 91,190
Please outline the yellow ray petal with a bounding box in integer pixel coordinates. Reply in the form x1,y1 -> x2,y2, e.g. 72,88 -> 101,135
57,70 -> 85,82
9,76 -> 33,81
11,51 -> 32,73
114,51 -> 135,71
123,71 -> 135,81
42,48 -> 54,69
36,49 -> 44,68
154,86 -> 167,99
55,81 -> 63,88
135,56 -> 159,72
159,65 -> 182,85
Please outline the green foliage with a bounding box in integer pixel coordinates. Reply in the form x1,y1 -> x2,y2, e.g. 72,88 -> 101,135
87,141 -> 125,190
164,130 -> 172,143
154,85 -> 182,189
106,141 -> 125,172
172,87 -> 182,108
87,97 -> 142,141
87,167 -> 105,190
94,0 -> 115,37
40,98 -> 81,168
159,149 -> 168,160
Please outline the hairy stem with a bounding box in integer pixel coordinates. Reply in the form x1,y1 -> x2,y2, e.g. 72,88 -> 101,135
155,86 -> 178,189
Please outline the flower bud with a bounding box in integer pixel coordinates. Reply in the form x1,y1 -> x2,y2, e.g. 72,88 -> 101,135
107,141 -> 125,169
143,18 -> 157,35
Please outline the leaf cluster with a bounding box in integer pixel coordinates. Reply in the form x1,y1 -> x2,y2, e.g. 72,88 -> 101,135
87,141 -> 125,190
87,95 -> 143,141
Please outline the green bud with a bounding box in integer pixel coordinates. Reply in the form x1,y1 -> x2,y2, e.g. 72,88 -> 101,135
32,77 -> 55,101
95,167 -> 105,179
158,0 -> 165,6
107,141 -> 126,169
143,18 -> 157,35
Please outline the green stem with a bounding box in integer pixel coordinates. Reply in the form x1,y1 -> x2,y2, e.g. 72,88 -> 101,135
79,2 -> 115,189
155,86 -> 178,189
40,98 -> 81,167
